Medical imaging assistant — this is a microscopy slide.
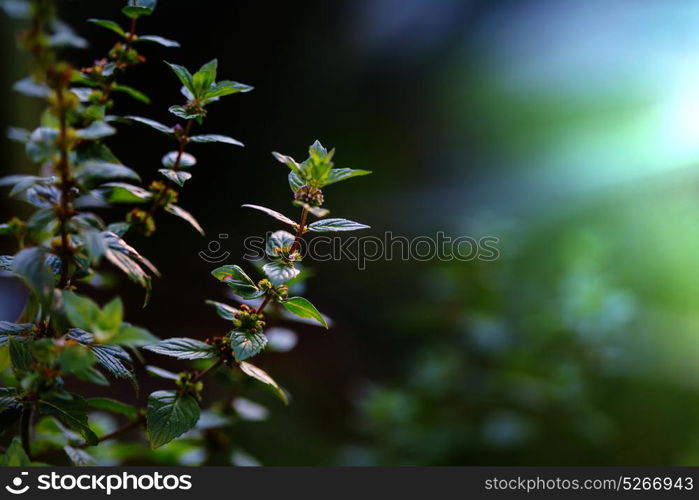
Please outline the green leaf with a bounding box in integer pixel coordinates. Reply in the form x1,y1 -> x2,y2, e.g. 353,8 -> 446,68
211,265 -> 264,299
76,121 -> 116,140
62,291 -> 100,331
241,204 -> 297,227
1,437 -> 31,466
324,167 -> 372,186
87,397 -> 138,420
168,105 -> 203,120
12,247 -> 54,305
288,170 -> 304,192
147,390 -> 200,449
192,59 -> 217,98
189,134 -> 243,146
143,338 -> 216,360
96,297 -> 124,335
205,80 -> 253,99
162,151 -> 197,169
76,161 -> 141,186
58,344 -> 96,376
262,261 -> 300,285
0,321 -> 34,335
272,151 -> 302,174
101,182 -> 153,203
87,18 -> 125,36
82,230 -> 107,266
136,35 -> 179,47
110,323 -> 158,347
125,116 -> 174,134
91,344 -> 134,382
145,365 -> 178,380
113,84 -> 150,104
292,201 -> 330,218
164,61 -> 194,93
230,330 -> 267,361
307,218 -> 370,232
158,169 -> 192,187
238,362 -> 287,404
206,300 -> 240,321
280,296 -> 328,328
39,391 -> 98,445
164,204 -> 204,235
122,0 -> 157,18
9,336 -> 32,371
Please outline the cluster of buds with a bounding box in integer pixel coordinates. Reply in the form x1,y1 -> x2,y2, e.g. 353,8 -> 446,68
176,371 -> 204,399
294,185 -> 324,207
258,279 -> 288,301
126,208 -> 156,236
205,336 -> 236,366
149,180 -> 179,205
183,99 -> 206,120
108,42 -> 145,69
231,304 -> 266,334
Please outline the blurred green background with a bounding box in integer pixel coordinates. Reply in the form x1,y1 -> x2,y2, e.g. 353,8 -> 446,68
4,0 -> 699,465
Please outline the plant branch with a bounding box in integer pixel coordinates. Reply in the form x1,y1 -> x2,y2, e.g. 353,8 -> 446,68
75,414 -> 145,449
20,406 -> 33,458
192,359 -> 222,383
55,84 -> 74,288
289,206 -> 308,254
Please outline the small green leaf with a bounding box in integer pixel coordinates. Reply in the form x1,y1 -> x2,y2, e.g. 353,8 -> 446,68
58,344 -> 96,376
101,182 -> 153,203
161,151 -> 197,169
164,204 -> 204,235
307,218 -> 370,232
87,18 -> 125,36
110,323 -> 158,347
211,265 -> 264,299
205,80 -> 253,99
96,296 -> 124,336
238,362 -> 287,404
262,261 -> 300,285
192,59 -> 217,98
242,204 -> 297,227
125,116 -> 174,134
122,0 -> 157,18
143,338 -> 216,360
159,169 -> 192,187
266,230 -> 296,259
76,161 -> 141,186
165,61 -> 194,93
112,84 -> 150,104
87,397 -> 138,420
62,291 -> 100,331
76,121 -> 116,140
206,300 -> 240,321
324,167 -> 372,186
9,336 -> 33,371
230,330 -> 267,361
189,134 -> 243,146
147,390 -> 200,449
272,151 -> 301,174
280,296 -> 328,328
168,105 -> 203,120
1,437 -> 31,466
39,391 -> 98,445
136,35 -> 179,47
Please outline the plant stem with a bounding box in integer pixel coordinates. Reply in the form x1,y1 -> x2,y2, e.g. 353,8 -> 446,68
256,295 -> 272,314
75,414 -> 145,449
125,17 -> 138,50
55,84 -> 73,288
192,359 -> 222,383
289,206 -> 308,254
20,406 -> 32,458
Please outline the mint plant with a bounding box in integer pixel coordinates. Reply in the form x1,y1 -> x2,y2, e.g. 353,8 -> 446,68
0,0 -> 370,466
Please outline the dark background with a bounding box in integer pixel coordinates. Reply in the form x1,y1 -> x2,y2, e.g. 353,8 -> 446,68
4,0 -> 699,465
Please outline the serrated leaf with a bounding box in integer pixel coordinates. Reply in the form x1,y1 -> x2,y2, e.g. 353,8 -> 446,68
39,391 -> 98,445
211,265 -> 263,299
189,134 -> 243,146
136,34 -> 179,47
168,105 -> 203,120
229,330 -> 267,361
307,218 -> 370,232
323,167 -> 372,186
242,204 -> 297,227
192,59 -> 217,98
206,300 -> 240,321
76,121 -> 116,140
288,170 -> 304,192
143,338 -> 216,360
87,397 -> 138,420
87,18 -> 125,36
238,362 -> 287,404
205,80 -> 253,99
125,116 -> 174,134
165,61 -> 194,92
164,204 -> 204,235
280,296 -> 328,328
147,390 -> 199,449
0,321 -> 34,335
272,151 -> 302,174
159,169 -> 191,187
266,230 -> 296,259
161,151 -> 197,169
262,261 -> 300,285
